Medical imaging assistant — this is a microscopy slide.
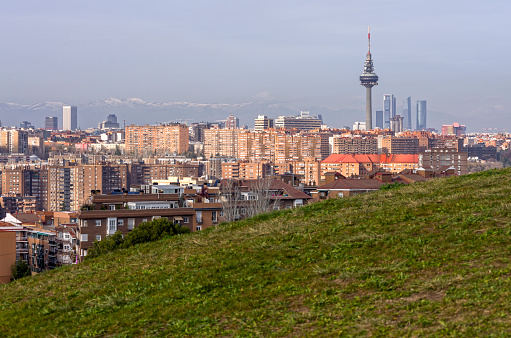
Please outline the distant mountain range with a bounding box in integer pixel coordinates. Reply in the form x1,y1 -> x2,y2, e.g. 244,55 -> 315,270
0,97 -> 462,131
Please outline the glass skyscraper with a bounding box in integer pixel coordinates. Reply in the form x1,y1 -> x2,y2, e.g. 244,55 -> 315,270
383,94 -> 395,129
416,100 -> 427,130
402,97 -> 411,130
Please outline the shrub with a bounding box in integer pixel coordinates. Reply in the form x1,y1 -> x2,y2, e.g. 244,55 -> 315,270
11,260 -> 31,281
87,218 -> 190,259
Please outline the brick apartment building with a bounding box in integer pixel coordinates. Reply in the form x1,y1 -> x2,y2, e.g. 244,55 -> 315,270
125,123 -> 189,157
76,192 -> 222,259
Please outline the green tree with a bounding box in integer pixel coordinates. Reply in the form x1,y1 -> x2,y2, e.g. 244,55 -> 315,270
86,219 -> 190,259
87,231 -> 124,258
11,260 -> 31,281
122,218 -> 190,248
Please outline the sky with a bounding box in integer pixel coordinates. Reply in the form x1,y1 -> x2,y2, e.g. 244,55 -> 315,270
0,0 -> 509,131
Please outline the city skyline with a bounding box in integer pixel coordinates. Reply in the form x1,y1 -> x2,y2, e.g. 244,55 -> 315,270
0,1 -> 509,131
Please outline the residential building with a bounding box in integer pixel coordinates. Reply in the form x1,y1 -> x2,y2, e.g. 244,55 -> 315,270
0,229 -> 16,283
203,128 -> 239,158
330,136 -> 377,154
225,114 -> 239,129
125,123 -> 189,157
378,136 -> 419,154
0,129 -> 28,154
419,148 -> 468,175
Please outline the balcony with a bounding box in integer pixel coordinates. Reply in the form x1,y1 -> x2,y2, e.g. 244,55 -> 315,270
16,237 -> 28,242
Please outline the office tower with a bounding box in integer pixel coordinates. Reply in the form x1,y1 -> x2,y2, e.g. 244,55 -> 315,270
402,97 -> 412,130
442,123 -> 466,136
20,121 -> 33,129
416,100 -> 427,130
225,114 -> 239,129
254,115 -> 274,131
63,106 -> 77,131
359,27 -> 378,130
98,114 -> 120,129
45,117 -> 59,130
375,110 -> 383,129
383,94 -> 396,129
274,111 -> 322,131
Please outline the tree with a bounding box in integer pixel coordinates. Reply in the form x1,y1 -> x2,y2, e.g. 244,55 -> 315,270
11,260 -> 31,281
246,177 -> 275,218
221,179 -> 241,222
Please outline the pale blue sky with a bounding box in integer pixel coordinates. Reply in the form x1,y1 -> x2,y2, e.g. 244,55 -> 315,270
0,1 -> 509,130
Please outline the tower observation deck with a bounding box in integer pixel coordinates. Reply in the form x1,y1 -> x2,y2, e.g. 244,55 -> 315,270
360,27 -> 378,130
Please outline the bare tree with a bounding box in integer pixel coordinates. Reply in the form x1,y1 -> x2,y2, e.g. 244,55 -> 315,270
246,177 -> 273,218
221,179 -> 241,222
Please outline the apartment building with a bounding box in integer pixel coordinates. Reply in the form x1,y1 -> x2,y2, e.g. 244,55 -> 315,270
221,162 -> 270,180
0,195 -> 37,219
125,123 -> 189,156
203,128 -> 239,158
76,192 -> 222,259
0,229 -> 16,283
321,154 -> 381,178
419,148 -> 468,175
330,136 -> 377,154
0,129 -> 28,154
378,136 -> 419,154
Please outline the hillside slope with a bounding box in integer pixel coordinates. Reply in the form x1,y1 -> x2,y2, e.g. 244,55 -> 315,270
1,169 -> 511,336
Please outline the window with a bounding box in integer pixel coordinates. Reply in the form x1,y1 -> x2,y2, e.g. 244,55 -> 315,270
212,211 -> 218,222
80,234 -> 88,242
109,205 -> 115,210
219,210 -> 224,217
196,211 -> 202,223
82,220 -> 88,227
183,217 -> 189,223
95,220 -> 101,226
95,235 -> 101,241
128,218 -> 135,230
196,225 -> 202,231
152,216 -> 161,220
118,219 -> 124,226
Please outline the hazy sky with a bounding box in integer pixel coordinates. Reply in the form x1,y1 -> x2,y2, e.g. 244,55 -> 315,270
0,1 -> 509,131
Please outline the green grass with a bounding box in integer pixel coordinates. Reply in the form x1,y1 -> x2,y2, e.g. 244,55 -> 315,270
2,168 -> 511,336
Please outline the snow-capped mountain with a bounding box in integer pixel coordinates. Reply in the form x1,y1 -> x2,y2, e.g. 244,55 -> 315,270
0,97 -> 361,129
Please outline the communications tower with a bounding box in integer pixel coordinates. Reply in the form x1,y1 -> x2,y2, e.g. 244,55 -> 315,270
359,27 -> 378,130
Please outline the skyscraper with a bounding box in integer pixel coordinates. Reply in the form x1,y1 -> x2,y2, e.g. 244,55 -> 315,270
383,94 -> 396,129
359,27 -> 378,130
416,100 -> 427,130
63,106 -> 77,131
402,97 -> 412,130
375,110 -> 383,129
45,117 -> 58,130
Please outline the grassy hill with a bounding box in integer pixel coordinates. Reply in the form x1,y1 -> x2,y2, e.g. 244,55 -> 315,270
2,169 -> 511,336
